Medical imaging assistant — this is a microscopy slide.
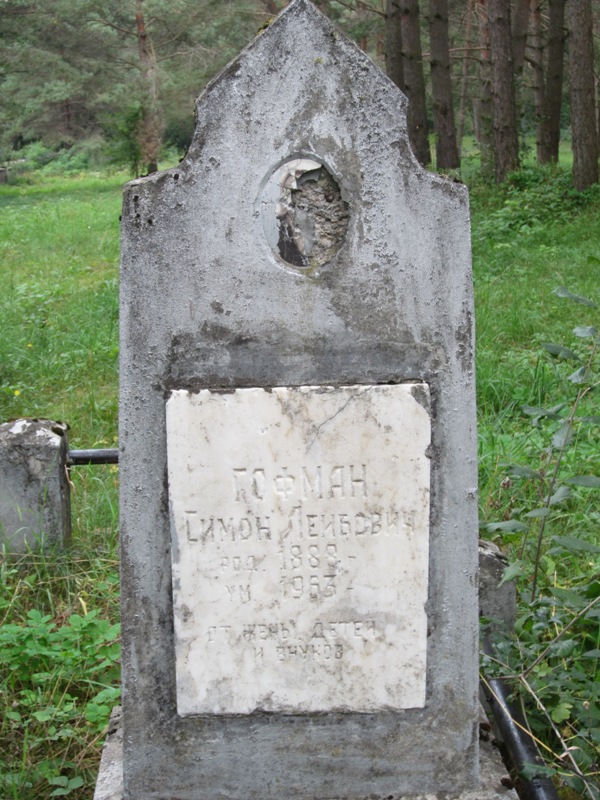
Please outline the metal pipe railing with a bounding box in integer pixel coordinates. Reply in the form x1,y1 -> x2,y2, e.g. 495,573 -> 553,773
481,634 -> 560,800
68,448 -> 119,465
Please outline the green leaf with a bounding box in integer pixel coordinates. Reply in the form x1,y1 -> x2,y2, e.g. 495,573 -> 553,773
582,649 -> 600,658
542,342 -> 579,360
49,775 -> 84,796
500,561 -> 523,585
33,710 -> 54,722
550,586 -> 589,605
573,325 -> 598,338
507,465 -> 544,479
520,762 -> 556,780
521,403 -> 566,419
552,422 -> 573,449
564,475 -> 600,488
485,520 -> 528,533
568,366 -> 589,384
550,700 -> 572,723
552,286 -> 597,307
549,638 -> 577,657
548,485 -> 572,505
551,535 -> 600,554
523,508 -> 551,518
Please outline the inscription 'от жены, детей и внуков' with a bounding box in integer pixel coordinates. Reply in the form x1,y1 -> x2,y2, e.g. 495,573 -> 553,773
166,384 -> 431,717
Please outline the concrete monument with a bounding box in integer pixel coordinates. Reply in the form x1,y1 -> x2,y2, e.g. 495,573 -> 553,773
117,1 -> 482,797
0,418 -> 70,553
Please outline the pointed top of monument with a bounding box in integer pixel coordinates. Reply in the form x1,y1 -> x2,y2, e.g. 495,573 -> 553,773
197,0 -> 407,112
187,0 -> 411,172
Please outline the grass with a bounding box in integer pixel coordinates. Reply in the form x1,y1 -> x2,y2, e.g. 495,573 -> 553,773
0,164 -> 599,798
0,172 -> 123,799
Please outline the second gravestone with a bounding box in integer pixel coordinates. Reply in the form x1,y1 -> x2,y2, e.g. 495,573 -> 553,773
119,1 -> 479,797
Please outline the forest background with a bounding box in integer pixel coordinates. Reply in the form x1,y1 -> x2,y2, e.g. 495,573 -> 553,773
1,0 -> 600,189
1,1 -> 599,799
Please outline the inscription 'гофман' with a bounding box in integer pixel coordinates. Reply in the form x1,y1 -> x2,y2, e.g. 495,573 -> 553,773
166,384 -> 431,716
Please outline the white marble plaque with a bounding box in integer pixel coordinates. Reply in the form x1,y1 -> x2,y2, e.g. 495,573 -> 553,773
166,384 -> 431,716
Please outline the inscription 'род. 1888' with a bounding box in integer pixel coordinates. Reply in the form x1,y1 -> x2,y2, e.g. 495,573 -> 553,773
166,384 -> 431,716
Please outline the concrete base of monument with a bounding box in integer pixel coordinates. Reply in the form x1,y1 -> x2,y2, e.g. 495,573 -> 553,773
93,708 -> 518,800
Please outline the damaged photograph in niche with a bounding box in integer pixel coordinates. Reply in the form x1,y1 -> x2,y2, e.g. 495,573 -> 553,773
261,158 -> 349,271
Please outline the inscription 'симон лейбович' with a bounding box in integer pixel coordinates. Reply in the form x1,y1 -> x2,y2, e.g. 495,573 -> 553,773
166,384 -> 431,716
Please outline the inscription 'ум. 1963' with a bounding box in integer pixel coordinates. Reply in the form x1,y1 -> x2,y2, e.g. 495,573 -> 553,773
166,384 -> 431,716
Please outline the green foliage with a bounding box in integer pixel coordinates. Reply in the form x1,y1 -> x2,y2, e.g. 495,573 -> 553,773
0,553 -> 120,799
472,166 -> 600,250
0,0 -> 273,170
103,103 -> 144,175
480,285 -> 600,798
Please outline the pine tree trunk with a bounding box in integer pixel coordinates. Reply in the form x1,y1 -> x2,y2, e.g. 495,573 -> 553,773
512,0 -> 531,75
567,0 -> 598,189
531,2 -> 546,160
136,0 -> 163,175
476,0 -> 494,178
511,0 -> 531,150
399,0 -> 431,166
487,0 -> 519,182
385,0 -> 405,90
260,0 -> 279,14
456,0 -> 475,153
428,0 -> 460,168
539,0 -> 566,163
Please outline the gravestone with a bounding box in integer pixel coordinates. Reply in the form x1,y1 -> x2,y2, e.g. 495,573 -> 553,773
0,418 -> 71,553
118,1 -> 481,797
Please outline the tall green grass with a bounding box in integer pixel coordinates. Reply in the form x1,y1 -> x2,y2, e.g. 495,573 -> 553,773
0,173 -> 123,799
0,166 -> 598,798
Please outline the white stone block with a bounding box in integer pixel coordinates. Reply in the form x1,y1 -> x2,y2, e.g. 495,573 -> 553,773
166,384 -> 430,716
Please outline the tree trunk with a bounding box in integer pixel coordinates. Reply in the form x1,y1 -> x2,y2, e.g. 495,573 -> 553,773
136,0 -> 163,174
399,0 -> 431,166
487,0 -> 519,181
428,0 -> 460,168
512,0 -> 531,75
456,0 -> 475,152
385,0 -> 405,90
511,0 -> 530,149
531,2 -> 545,159
260,0 -> 279,14
476,0 -> 494,178
567,0 -> 598,189
539,0 -> 566,163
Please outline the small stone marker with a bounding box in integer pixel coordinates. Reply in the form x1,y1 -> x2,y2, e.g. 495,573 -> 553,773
0,419 -> 71,553
118,1 -> 480,798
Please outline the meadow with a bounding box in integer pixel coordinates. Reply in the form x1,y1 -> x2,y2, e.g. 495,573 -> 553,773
0,162 -> 598,798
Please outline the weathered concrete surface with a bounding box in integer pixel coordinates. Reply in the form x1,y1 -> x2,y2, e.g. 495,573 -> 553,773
0,419 -> 70,552
94,708 -> 123,800
119,0 -> 478,798
95,712 -> 518,800
479,540 -> 517,632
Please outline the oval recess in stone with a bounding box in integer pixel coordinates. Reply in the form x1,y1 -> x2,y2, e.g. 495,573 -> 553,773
261,158 -> 349,270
